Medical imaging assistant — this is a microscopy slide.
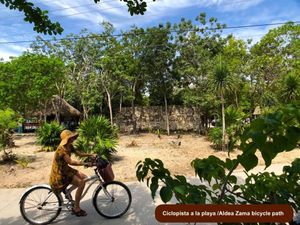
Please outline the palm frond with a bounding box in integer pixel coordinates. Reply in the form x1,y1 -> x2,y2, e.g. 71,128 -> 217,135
75,116 -> 118,160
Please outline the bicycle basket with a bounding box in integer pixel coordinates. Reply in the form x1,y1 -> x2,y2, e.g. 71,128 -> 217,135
96,157 -> 114,183
99,163 -> 114,183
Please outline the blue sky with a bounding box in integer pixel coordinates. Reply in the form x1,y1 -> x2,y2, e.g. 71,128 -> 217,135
0,0 -> 299,61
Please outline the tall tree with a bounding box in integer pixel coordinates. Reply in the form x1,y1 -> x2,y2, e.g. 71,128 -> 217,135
141,23 -> 176,135
174,13 -> 226,131
222,37 -> 248,109
30,31 -> 103,119
249,22 -> 300,109
0,53 -> 65,117
94,22 -> 128,125
121,27 -> 147,133
212,56 -> 231,151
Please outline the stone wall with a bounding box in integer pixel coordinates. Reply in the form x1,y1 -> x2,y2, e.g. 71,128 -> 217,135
115,106 -> 201,133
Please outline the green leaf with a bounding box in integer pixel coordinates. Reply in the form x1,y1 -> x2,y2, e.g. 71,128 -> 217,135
174,185 -> 187,195
175,175 -> 187,183
228,175 -> 238,184
150,177 -> 159,199
260,142 -> 277,168
238,154 -> 258,171
160,186 -> 173,203
212,183 -> 220,191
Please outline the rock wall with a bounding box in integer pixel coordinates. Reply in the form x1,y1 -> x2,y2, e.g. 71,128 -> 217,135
115,106 -> 201,133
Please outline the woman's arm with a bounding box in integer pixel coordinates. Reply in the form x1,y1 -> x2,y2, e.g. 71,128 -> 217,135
74,150 -> 95,158
63,154 -> 89,166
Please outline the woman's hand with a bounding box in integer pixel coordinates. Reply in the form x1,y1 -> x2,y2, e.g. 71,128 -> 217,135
84,162 -> 94,167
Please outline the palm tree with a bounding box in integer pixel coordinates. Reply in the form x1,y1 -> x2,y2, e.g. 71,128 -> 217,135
212,56 -> 231,151
280,73 -> 300,103
75,116 -> 118,160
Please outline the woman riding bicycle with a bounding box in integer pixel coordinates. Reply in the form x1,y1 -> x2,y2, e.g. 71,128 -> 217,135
49,130 -> 96,217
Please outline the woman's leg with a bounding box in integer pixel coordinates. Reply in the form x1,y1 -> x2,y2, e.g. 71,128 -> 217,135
76,171 -> 88,180
71,174 -> 86,212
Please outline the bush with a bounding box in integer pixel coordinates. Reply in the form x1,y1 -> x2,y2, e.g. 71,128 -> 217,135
36,122 -> 65,151
208,127 -> 222,150
225,105 -> 245,127
0,108 -> 18,149
0,108 -> 18,162
75,116 -> 118,160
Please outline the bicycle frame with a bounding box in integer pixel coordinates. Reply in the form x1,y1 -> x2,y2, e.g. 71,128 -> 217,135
64,168 -> 104,201
19,168 -> 105,212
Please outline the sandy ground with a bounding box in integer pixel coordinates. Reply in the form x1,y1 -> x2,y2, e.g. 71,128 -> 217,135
0,133 -> 299,188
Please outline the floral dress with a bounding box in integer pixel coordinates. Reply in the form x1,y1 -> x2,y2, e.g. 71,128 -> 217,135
49,145 -> 78,194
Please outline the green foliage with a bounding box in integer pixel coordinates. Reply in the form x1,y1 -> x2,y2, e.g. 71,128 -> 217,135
0,0 -> 63,35
0,54 -> 65,115
95,0 -> 155,16
0,108 -> 18,150
136,104 -> 300,217
224,105 -> 246,151
225,105 -> 245,127
279,72 -> 300,103
156,129 -> 161,138
238,104 -> 300,170
136,158 -> 212,204
75,116 -> 118,160
36,122 -> 65,152
15,155 -> 34,169
208,127 -> 222,150
212,56 -> 231,91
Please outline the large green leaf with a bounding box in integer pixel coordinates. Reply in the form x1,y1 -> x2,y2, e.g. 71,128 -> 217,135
160,186 -> 173,203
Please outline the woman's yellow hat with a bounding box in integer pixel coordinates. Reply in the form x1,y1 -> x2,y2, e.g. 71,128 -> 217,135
59,130 -> 78,146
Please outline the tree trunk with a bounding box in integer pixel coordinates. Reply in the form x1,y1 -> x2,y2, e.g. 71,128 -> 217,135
221,88 -> 226,151
131,81 -> 137,134
164,92 -> 170,136
106,89 -> 113,125
52,99 -> 60,123
119,95 -> 122,113
43,102 -> 47,122
82,101 -> 88,120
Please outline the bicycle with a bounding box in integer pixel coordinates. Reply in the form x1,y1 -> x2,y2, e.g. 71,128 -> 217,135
19,156 -> 132,225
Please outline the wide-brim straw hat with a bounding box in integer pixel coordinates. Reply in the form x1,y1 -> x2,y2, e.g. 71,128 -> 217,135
59,130 -> 79,146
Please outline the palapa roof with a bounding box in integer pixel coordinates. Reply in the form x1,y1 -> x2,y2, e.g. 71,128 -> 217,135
48,95 -> 81,118
253,106 -> 261,115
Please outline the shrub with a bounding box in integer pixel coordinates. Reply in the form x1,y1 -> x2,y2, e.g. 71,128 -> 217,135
36,122 -> 65,151
75,116 -> 118,160
208,127 -> 223,150
225,105 -> 245,127
0,108 -> 18,162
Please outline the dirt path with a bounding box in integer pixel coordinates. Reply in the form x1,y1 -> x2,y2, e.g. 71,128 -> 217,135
0,133 -> 299,188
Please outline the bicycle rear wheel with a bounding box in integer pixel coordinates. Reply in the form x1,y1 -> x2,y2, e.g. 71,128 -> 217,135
93,181 -> 132,218
20,186 -> 62,225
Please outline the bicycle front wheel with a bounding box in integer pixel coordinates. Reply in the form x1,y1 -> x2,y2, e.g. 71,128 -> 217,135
20,186 -> 62,225
93,181 -> 132,218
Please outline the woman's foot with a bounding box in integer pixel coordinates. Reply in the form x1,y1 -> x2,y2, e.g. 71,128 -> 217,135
72,208 -> 87,217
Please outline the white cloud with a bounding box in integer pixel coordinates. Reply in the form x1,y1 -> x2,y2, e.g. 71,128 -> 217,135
39,0 -> 109,25
224,27 -> 268,44
0,38 -> 28,61
214,0 -> 264,12
0,49 -> 20,61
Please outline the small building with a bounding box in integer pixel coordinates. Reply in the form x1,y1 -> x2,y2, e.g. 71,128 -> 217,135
253,106 -> 261,119
24,95 -> 81,132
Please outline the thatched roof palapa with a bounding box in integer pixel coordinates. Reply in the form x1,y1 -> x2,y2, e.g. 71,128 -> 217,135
48,95 -> 81,119
253,106 -> 261,115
